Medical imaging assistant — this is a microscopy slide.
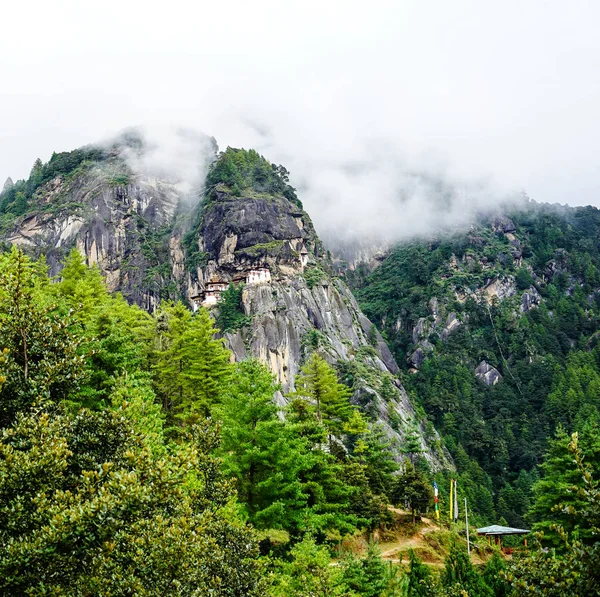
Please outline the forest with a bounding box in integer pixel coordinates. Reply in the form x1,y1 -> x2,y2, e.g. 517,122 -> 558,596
1,244 -> 598,596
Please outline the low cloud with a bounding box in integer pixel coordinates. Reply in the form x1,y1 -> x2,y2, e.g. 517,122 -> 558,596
1,1 -> 598,252
102,125 -> 217,198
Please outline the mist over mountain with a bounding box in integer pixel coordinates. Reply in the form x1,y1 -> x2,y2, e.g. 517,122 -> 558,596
2,2 -> 600,592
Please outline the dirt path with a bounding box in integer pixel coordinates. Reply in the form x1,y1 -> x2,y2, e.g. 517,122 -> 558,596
377,510 -> 444,564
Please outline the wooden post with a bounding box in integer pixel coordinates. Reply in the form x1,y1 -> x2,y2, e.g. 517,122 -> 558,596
465,497 -> 470,555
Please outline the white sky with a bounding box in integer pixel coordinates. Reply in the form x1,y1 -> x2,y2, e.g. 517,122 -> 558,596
1,0 -> 599,240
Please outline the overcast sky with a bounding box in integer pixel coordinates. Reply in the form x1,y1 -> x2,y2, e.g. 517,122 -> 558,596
1,0 -> 599,241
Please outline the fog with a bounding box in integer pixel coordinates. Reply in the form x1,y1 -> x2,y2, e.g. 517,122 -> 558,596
1,0 -> 599,244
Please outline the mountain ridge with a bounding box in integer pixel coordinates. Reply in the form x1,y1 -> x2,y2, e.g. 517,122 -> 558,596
0,137 -> 450,470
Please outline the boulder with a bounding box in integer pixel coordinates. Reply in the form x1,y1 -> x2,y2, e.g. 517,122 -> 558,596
475,361 -> 503,386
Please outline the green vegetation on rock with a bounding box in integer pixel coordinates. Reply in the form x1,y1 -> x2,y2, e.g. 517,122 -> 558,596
205,147 -> 303,207
352,203 -> 600,528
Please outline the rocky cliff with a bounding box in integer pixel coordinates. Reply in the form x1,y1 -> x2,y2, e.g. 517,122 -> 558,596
0,139 -> 450,469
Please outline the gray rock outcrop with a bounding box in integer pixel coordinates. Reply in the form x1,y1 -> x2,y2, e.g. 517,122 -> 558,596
521,287 -> 541,312
475,361 -> 503,386
492,216 -> 516,234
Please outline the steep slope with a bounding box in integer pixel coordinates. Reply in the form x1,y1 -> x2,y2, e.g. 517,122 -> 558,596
0,130 -> 216,309
351,201 -> 600,524
177,148 -> 449,467
0,140 -> 450,469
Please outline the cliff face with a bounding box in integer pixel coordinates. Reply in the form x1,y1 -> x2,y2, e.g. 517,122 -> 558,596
182,185 -> 449,468
4,161 -> 184,310
0,144 -> 451,469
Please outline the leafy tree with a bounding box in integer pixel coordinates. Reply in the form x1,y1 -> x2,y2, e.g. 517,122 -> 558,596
0,410 -> 264,596
482,552 -> 510,597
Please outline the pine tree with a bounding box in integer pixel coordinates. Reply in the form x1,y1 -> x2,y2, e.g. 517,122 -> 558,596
271,535 -> 345,597
391,460 -> 433,523
407,549 -> 436,597
217,360 -> 298,525
510,432 -> 600,596
2,177 -> 13,193
179,308 -> 232,416
0,248 -> 84,426
441,542 -> 493,597
402,422 -> 424,465
359,424 -> 399,496
218,360 -> 355,535
110,372 -> 165,452
215,283 -> 248,332
153,303 -> 232,423
294,352 -> 353,438
340,543 -> 388,597
529,424 -> 600,546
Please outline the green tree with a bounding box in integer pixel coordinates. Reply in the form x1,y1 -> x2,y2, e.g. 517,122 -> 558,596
218,360 -> 301,527
407,549 -> 436,597
391,460 -> 433,523
53,248 -> 154,409
482,552 -> 509,597
56,248 -> 107,314
271,535 -> 344,597
358,424 -> 399,497
0,248 -> 85,426
510,432 -> 600,596
441,542 -> 493,597
340,543 -> 388,597
515,267 -> 534,290
219,360 -> 355,536
528,425 -> 600,546
216,283 -> 249,332
0,410 -> 264,596
402,422 -> 424,465
110,372 -> 165,452
153,303 -> 232,423
294,352 -> 353,440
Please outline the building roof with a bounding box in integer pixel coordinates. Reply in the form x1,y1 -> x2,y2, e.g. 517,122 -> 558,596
476,525 -> 530,536
207,275 -> 226,284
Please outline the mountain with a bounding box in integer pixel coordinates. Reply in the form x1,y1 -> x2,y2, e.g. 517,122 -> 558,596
350,201 -> 600,525
0,135 -> 449,469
